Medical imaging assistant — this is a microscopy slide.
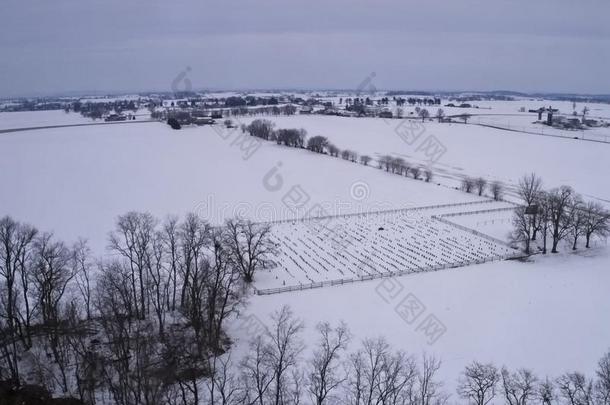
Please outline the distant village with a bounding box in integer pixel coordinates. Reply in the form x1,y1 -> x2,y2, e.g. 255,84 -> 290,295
1,92 -> 608,130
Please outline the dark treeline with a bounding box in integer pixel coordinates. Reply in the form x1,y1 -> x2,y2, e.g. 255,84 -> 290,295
511,173 -> 610,254
341,97 -> 441,107
156,105 -> 299,125
0,213 -> 275,404
70,100 -> 140,119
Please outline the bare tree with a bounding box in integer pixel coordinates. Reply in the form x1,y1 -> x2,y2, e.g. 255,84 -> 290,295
518,173 -> 544,240
582,106 -> 589,124
490,181 -> 503,201
148,230 -> 170,337
556,372 -> 594,405
457,361 -> 500,405
95,260 -> 159,405
205,228 -> 242,351
241,335 -> 274,405
307,321 -> 351,405
535,192 -> 551,254
411,166 -> 422,180
436,108 -> 445,123
341,149 -> 351,160
417,354 -> 447,405
501,367 -> 538,405
349,150 -> 359,163
475,177 -> 487,196
207,354 -> 241,405
419,108 -> 430,122
346,346 -> 366,405
267,306 -> 305,405
462,177 -> 475,194
547,186 -> 574,253
225,219 -> 276,283
290,369 -> 306,405
537,378 -> 555,405
425,169 -> 434,183
377,349 -> 418,405
596,351 -> 610,405
582,202 -> 610,248
567,196 -> 586,250
181,256 -> 211,356
247,119 -> 275,140
0,216 -> 37,381
162,215 -> 180,311
328,144 -> 340,157
31,232 -> 75,325
108,211 -> 158,319
360,155 -> 372,166
306,136 -> 329,154
179,213 -> 211,308
380,155 -> 393,172
346,337 -> 418,405
389,157 -> 404,175
460,113 -> 472,124
512,207 -> 533,254
71,238 -> 94,320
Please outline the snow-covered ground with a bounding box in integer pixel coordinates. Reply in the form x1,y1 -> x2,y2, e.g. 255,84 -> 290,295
0,110 -> 94,130
258,201 -> 517,291
0,120 -> 477,254
233,246 -> 610,397
1,106 -> 609,398
448,208 -> 515,242
235,114 -> 610,204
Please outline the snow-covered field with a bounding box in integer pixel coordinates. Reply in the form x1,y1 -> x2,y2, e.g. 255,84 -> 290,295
233,246 -> 610,396
258,200 -> 518,291
1,106 -> 609,399
0,110 -> 94,130
235,112 -> 610,204
447,208 -> 515,242
0,118 -> 478,253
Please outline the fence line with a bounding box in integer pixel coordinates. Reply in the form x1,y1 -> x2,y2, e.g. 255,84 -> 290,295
431,215 -> 516,249
437,206 -> 518,218
254,252 -> 524,295
474,122 -> 610,145
255,198 -> 502,226
253,200 -> 523,295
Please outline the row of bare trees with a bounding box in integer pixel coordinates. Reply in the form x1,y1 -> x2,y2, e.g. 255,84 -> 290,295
243,120 -> 437,186
0,213 -> 276,404
243,119 -> 309,150
243,119 -> 323,154
513,173 -> 610,254
225,104 -> 298,117
461,177 -> 504,201
379,155 -> 434,182
206,306 -> 448,405
457,356 -> 610,405
202,305 -> 610,405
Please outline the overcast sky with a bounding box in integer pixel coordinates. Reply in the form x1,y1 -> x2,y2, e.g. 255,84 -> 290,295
1,0 -> 610,97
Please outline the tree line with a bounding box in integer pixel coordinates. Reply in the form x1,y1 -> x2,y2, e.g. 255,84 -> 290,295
169,305 -> 610,405
0,213 -> 275,404
512,173 -> 610,254
244,119 -> 435,184
461,177 -> 504,201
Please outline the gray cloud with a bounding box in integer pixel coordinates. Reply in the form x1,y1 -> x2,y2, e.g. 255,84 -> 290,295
1,0 -> 609,96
